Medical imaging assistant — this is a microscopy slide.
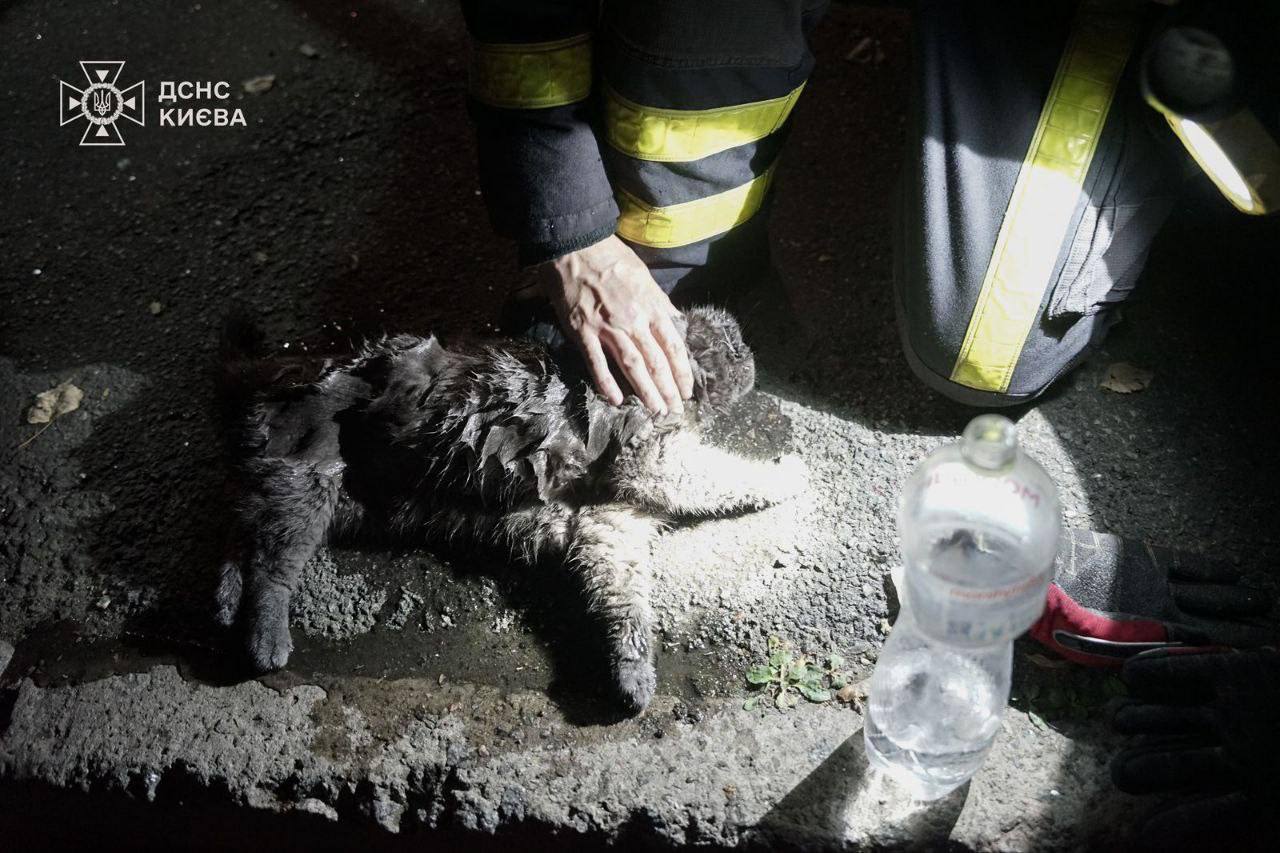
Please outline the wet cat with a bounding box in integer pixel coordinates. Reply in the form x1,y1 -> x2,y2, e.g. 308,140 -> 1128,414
216,306 -> 806,712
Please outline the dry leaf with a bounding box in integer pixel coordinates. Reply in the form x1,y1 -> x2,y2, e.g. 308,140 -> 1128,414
27,381 -> 83,424
1101,362 -> 1153,394
844,35 -> 885,65
845,36 -> 874,63
836,680 -> 868,708
243,74 -> 276,95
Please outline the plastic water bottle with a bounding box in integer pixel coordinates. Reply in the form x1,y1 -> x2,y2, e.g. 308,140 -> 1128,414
864,414 -> 1061,800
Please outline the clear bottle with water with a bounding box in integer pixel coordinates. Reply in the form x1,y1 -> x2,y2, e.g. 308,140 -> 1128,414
864,414 -> 1060,800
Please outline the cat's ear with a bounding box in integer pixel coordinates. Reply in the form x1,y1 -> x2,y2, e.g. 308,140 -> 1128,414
679,308 -> 714,363
673,310 -> 712,400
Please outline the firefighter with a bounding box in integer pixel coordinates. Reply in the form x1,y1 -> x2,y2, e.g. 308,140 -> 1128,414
462,0 -> 828,416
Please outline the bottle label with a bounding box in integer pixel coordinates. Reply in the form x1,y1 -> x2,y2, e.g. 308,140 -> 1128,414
922,469 -> 1046,510
904,568 -> 1051,646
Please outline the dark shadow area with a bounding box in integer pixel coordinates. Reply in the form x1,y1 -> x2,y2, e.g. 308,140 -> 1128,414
0,778 -> 630,853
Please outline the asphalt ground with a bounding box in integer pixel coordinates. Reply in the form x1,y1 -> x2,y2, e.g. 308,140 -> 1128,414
2,1 -> 1279,849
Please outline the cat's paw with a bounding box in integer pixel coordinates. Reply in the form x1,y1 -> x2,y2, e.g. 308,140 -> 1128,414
246,608 -> 293,671
615,656 -> 657,714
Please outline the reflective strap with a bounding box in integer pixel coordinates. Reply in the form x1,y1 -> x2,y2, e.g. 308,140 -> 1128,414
469,34 -> 592,109
604,83 -> 806,162
1160,110 -> 1280,215
950,1 -> 1140,393
615,166 -> 775,248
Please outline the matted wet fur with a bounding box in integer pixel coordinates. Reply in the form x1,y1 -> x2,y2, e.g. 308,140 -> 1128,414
216,306 -> 806,712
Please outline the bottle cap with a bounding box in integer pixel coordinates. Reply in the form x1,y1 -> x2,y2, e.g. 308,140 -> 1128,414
961,414 -> 1018,471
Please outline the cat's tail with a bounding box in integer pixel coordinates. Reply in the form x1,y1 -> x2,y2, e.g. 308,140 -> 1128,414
217,307 -> 278,454
218,307 -> 267,409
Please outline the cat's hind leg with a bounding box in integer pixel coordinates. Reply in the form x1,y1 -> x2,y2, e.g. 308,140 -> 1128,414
567,505 -> 662,713
419,500 -> 659,713
613,431 -> 807,518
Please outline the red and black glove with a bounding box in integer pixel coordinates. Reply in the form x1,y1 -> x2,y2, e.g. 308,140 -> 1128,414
1111,647 -> 1280,851
1029,529 -> 1274,666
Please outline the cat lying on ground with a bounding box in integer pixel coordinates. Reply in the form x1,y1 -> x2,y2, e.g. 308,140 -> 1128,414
216,306 -> 807,712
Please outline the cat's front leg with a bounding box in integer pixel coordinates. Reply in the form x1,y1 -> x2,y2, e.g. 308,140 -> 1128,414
234,460 -> 342,671
245,569 -> 294,670
613,431 -> 808,518
568,505 -> 662,713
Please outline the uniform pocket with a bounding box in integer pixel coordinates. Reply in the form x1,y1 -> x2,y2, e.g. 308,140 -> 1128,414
1048,97 -> 1179,320
1049,201 -> 1167,318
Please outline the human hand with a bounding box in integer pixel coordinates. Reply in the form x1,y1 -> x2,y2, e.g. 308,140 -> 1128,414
541,234 -> 693,415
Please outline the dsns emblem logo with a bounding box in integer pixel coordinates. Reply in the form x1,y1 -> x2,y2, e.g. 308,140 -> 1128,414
59,61 -> 145,146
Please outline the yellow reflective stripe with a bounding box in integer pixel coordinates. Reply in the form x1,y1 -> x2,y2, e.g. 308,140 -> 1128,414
604,83 -> 806,162
469,34 -> 592,109
615,167 -> 775,248
950,1 -> 1140,394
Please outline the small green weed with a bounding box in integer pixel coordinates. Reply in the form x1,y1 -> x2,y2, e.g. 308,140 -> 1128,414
743,635 -> 852,711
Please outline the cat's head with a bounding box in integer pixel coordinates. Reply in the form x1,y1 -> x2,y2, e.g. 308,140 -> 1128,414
681,306 -> 755,411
